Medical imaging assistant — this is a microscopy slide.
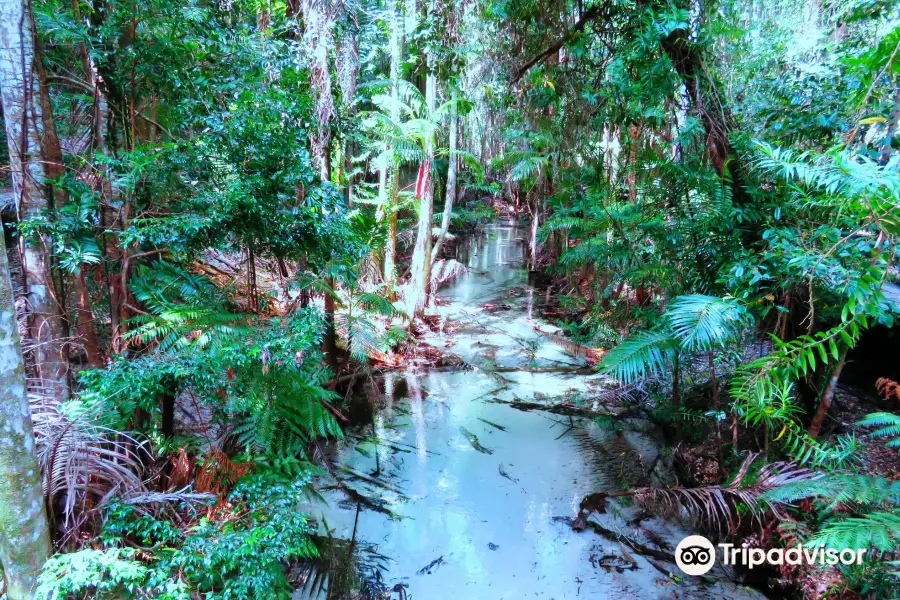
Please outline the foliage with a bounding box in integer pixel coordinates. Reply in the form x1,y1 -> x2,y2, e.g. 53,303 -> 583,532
36,548 -> 149,600
37,471 -> 318,600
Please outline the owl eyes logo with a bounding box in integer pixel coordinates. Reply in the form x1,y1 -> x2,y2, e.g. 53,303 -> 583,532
679,546 -> 711,565
675,535 -> 716,575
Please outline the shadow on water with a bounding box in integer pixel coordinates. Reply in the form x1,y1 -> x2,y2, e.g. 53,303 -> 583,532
303,222 -> 769,600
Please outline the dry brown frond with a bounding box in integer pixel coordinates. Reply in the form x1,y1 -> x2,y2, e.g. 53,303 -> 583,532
31,394 -> 148,532
876,377 -> 900,401
194,450 -> 253,496
576,454 -> 822,536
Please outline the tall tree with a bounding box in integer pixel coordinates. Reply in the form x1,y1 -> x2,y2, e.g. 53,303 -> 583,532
431,86 -> 458,266
407,2 -> 438,318
303,0 -> 342,371
383,0 -> 404,300
303,0 -> 338,181
0,0 -> 69,401
0,229 -> 53,599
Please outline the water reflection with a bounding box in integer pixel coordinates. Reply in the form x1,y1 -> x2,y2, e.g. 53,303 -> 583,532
312,223 -> 764,600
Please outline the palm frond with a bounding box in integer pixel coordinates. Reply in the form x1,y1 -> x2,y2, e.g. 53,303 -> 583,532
429,259 -> 467,293
598,329 -> 678,384
632,457 -> 820,533
666,294 -> 747,351
31,396 -> 148,529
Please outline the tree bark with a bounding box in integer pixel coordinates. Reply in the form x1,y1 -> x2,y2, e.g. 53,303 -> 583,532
302,0 -> 337,180
431,89 -> 458,270
407,18 -> 437,319
0,228 -> 53,600
383,0 -> 403,300
323,277 -> 339,372
0,0 -> 70,401
74,268 -> 103,368
808,349 -> 848,439
658,27 -> 750,209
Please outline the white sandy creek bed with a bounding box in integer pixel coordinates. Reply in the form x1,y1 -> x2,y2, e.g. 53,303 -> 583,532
302,222 -> 768,600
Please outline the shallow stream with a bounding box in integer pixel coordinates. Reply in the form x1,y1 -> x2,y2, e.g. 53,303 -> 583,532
307,223 -> 765,600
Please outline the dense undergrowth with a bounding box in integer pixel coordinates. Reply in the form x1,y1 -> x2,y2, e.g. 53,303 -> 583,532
0,0 -> 898,598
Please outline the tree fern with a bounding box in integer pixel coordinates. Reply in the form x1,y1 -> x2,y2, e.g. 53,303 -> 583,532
231,366 -> 342,457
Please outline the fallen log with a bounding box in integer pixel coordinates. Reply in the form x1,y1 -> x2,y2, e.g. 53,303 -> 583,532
554,516 -> 675,563
490,365 -> 594,374
336,466 -> 407,497
489,397 -> 631,419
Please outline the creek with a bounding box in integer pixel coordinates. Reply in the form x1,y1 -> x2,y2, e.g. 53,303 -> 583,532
306,222 -> 766,600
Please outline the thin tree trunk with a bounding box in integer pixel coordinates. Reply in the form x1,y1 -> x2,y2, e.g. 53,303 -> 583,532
383,0 -> 403,300
303,0 -> 336,180
407,20 -> 437,319
529,190 -> 541,269
672,351 -> 682,442
74,268 -> 103,368
323,277 -> 339,372
808,349 -> 848,439
384,176 -> 399,300
731,406 -> 739,451
0,0 -> 69,401
710,352 -> 724,475
0,229 -> 53,600
431,89 -> 458,270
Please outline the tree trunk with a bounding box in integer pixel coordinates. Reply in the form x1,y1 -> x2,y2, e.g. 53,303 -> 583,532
528,188 -> 541,269
710,351 -> 724,476
323,277 -> 339,372
302,0 -> 336,180
0,0 -> 70,401
0,228 -> 53,600
431,89 -> 458,270
672,351 -> 682,442
74,268 -> 104,368
383,0 -> 404,300
808,349 -> 848,439
407,23 -> 437,319
659,27 -> 750,209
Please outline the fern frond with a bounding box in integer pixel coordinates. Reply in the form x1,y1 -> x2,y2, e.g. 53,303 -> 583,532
763,474 -> 900,507
811,512 -> 900,552
598,329 -> 678,384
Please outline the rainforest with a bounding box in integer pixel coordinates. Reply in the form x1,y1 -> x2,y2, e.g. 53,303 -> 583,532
0,0 -> 899,598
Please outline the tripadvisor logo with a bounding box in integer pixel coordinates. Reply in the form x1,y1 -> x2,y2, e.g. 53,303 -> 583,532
674,535 -> 868,576
675,535 -> 716,575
